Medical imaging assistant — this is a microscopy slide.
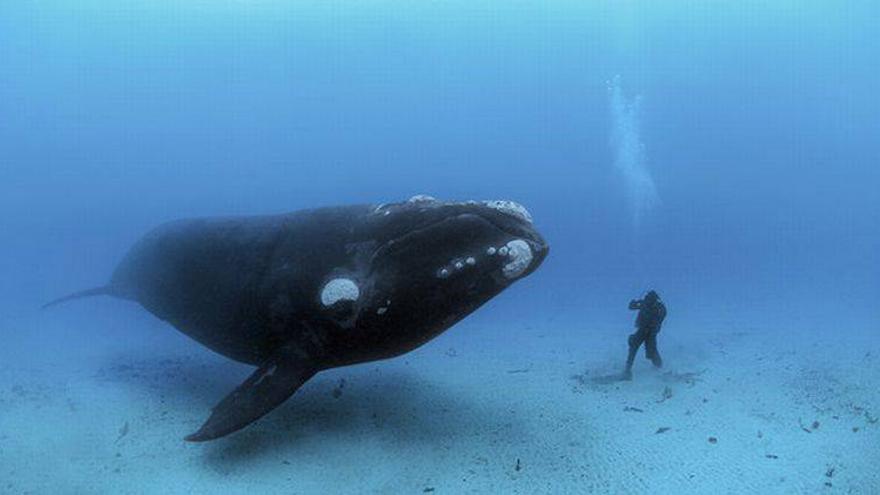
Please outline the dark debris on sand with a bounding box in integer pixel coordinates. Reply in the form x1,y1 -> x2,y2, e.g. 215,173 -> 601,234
657,386 -> 673,403
660,369 -> 706,387
115,421 -> 129,443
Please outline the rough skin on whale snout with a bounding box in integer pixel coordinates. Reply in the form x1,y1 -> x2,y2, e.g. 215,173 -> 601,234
43,196 -> 549,441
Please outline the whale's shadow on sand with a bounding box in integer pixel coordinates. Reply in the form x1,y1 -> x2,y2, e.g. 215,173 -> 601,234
98,353 -> 519,466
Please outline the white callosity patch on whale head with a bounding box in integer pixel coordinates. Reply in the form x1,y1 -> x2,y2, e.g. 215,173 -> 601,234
321,278 -> 360,306
408,194 -> 437,204
483,200 -> 533,224
502,239 -> 534,279
376,299 -> 391,315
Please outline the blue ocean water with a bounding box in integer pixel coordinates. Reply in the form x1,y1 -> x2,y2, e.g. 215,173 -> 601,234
0,1 -> 877,493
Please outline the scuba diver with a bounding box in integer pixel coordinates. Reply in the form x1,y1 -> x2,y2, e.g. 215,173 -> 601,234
622,290 -> 666,381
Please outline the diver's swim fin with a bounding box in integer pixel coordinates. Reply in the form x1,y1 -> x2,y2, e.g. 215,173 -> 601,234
42,286 -> 116,309
185,345 -> 317,442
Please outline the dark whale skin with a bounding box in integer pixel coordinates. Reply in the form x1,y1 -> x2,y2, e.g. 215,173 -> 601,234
46,197 -> 549,441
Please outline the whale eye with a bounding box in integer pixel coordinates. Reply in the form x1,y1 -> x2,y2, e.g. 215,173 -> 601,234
321,278 -> 360,306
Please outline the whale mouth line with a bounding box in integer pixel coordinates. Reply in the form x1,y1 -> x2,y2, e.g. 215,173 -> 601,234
369,200 -> 547,281
366,213 -> 508,278
378,213 -> 504,254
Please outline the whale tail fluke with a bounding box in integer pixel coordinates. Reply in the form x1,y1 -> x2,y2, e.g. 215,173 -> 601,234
42,286 -> 116,309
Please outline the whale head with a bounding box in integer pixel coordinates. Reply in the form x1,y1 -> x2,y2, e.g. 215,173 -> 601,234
348,195 -> 548,357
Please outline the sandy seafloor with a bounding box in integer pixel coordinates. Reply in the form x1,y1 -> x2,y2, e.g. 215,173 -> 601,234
1,301 -> 877,495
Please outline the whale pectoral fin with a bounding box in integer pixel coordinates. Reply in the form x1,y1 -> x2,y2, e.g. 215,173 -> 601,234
185,346 -> 317,442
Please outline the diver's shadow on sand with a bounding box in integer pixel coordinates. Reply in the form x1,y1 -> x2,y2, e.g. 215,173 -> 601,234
98,354 -> 519,465
572,362 -> 706,389
588,372 -> 628,385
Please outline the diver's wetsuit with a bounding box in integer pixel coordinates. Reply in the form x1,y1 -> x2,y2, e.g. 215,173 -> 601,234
624,293 -> 666,379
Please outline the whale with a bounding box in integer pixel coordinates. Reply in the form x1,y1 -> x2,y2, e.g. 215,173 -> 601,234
45,195 -> 549,441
